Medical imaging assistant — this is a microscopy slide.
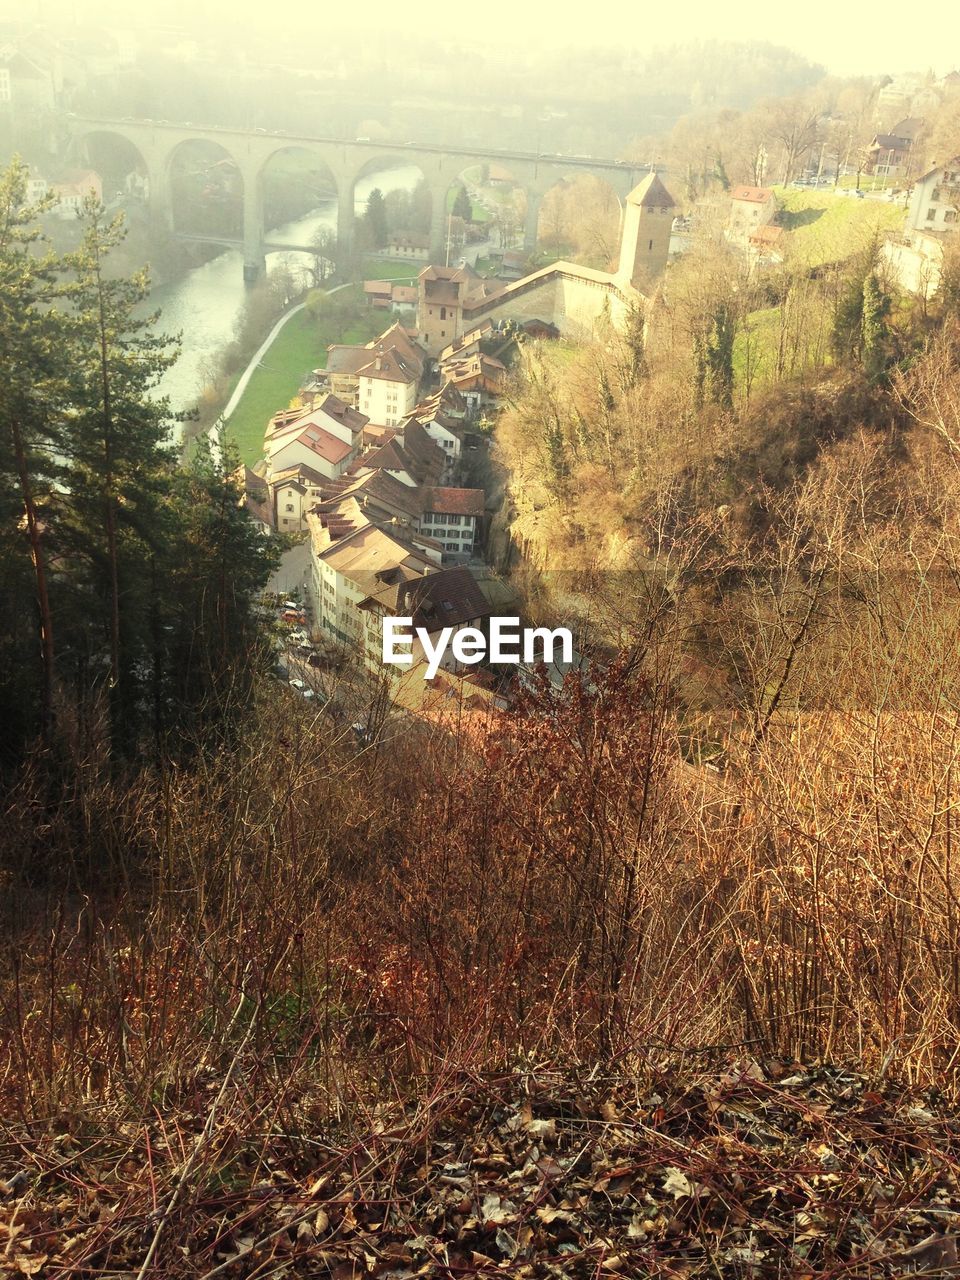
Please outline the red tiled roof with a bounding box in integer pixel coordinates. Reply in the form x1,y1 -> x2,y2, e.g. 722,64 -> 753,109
356,346 -> 420,385
424,486 -> 485,517
731,186 -> 774,204
270,419 -> 353,466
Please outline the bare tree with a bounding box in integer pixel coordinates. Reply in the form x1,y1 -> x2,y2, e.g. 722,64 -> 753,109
767,97 -> 822,185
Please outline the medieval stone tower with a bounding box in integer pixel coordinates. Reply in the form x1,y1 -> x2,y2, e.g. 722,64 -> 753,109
616,171 -> 677,291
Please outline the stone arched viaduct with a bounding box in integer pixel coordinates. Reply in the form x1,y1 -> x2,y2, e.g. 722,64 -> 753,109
69,117 -> 646,282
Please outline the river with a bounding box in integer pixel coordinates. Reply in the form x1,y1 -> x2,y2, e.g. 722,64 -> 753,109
149,164 -> 424,415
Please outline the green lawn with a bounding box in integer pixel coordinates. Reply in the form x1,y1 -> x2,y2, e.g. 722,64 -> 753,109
360,256 -> 422,282
773,186 -> 903,268
224,300 -> 384,465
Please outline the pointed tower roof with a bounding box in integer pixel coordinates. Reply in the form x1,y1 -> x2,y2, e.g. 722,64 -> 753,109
627,171 -> 676,208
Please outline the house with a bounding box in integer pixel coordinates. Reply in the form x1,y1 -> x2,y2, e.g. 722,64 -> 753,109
383,233 -> 430,261
264,395 -> 367,482
727,186 -> 777,243
399,418 -> 448,485
748,224 -> 786,266
361,423 -> 398,449
357,564 -> 493,683
50,169 -> 103,218
353,439 -> 421,488
440,352 -> 507,408
351,419 -> 446,489
439,322 -> 494,365
269,462 -> 332,533
401,406 -> 464,481
867,119 -> 924,179
307,510 -> 442,649
322,322 -> 424,410
498,251 -> 527,281
419,486 -> 485,560
356,343 -> 422,428
363,280 -> 393,309
24,167 -> 47,204
882,229 -> 944,299
906,159 -> 960,236
518,319 -> 561,341
311,467 -> 425,532
391,284 -> 418,312
322,345 -> 375,406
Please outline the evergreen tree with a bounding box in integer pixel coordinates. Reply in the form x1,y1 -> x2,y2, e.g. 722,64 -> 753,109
0,159 -> 67,748
706,302 -> 736,411
452,184 -> 473,223
60,200 -> 178,759
621,303 -> 647,387
861,272 -> 891,383
831,244 -> 875,365
164,434 -> 277,738
363,188 -> 389,249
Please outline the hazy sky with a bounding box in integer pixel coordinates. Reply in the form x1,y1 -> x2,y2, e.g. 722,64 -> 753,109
10,0 -> 960,79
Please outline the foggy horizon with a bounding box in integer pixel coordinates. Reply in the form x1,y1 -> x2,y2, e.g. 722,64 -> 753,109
2,0 -> 958,80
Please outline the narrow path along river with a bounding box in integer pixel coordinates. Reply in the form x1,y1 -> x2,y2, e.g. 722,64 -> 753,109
148,164 -> 424,417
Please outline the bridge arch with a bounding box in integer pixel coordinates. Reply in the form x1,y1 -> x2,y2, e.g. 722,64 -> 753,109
165,137 -> 245,247
349,153 -> 439,265
72,128 -> 150,205
254,145 -> 341,284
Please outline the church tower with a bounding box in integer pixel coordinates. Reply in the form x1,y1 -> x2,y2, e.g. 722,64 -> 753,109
617,171 -> 677,291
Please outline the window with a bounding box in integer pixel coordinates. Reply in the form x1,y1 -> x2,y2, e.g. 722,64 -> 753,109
440,330 -> 445,338
285,503 -> 295,513
440,307 -> 446,320
927,207 -> 937,221
946,210 -> 958,224
648,239 -> 653,250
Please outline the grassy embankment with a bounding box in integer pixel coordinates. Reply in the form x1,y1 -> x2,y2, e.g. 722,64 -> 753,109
224,264 -> 420,466
772,184 -> 904,264
733,186 -> 904,392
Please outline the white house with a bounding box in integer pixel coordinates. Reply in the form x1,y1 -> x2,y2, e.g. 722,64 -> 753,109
419,487 -> 484,561
727,186 -> 777,245
50,169 -> 103,218
264,395 -> 367,482
907,160 -> 960,236
404,409 -> 463,481
357,345 -> 421,428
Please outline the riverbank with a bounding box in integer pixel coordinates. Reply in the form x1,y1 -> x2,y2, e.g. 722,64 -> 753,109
221,292 -> 384,465
220,257 -> 423,466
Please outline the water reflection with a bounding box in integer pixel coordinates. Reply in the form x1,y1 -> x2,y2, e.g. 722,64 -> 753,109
149,164 -> 424,415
